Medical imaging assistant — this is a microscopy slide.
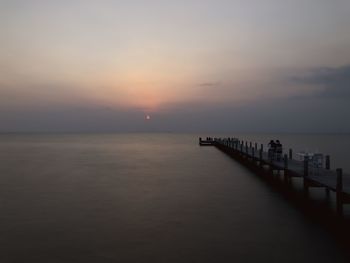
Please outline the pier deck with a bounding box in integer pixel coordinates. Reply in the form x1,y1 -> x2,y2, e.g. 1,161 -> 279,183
199,137 -> 350,215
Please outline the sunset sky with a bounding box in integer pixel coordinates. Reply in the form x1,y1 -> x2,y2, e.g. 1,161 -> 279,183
1,0 -> 350,132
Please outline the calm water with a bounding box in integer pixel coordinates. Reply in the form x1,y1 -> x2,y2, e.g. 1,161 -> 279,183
0,133 -> 349,262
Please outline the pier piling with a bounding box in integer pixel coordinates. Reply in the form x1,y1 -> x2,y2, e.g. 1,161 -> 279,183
326,155 -> 330,170
284,154 -> 288,169
259,149 -> 262,162
304,157 -> 309,177
336,168 -> 343,216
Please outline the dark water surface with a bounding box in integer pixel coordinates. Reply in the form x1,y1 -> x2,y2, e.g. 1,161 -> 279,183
0,133 -> 349,262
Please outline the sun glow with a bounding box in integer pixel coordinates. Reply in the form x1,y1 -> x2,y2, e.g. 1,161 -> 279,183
98,76 -> 193,112
82,48 -> 201,113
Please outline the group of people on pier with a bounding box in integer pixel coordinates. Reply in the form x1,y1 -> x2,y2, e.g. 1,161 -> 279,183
199,137 -> 213,142
268,140 -> 283,161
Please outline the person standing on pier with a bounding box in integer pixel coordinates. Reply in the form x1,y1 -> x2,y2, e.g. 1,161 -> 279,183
275,140 -> 283,161
268,140 -> 276,161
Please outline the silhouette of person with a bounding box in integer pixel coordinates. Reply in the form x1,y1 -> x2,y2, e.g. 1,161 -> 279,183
275,140 -> 283,161
268,140 -> 276,160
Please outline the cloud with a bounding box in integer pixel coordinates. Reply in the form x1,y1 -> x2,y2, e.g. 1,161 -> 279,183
291,65 -> 350,98
1,66 -> 350,133
197,82 -> 221,87
1,92 -> 349,133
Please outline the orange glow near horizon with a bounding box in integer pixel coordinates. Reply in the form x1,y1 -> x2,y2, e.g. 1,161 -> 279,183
89,65 -> 198,112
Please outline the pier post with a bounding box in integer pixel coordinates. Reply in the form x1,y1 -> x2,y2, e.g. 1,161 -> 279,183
283,154 -> 289,183
303,156 -> 309,177
259,149 -> 263,165
240,143 -> 243,153
255,143 -> 258,151
325,188 -> 330,199
325,155 -> 330,170
284,154 -> 288,169
249,142 -> 252,148
336,168 -> 343,216
260,144 -> 263,152
303,156 -> 309,196
252,147 -> 255,159
289,149 -> 293,160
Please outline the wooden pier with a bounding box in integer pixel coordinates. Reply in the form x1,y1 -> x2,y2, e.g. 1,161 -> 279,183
199,137 -> 350,216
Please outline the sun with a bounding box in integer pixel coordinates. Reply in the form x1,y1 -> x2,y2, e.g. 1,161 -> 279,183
145,115 -> 151,120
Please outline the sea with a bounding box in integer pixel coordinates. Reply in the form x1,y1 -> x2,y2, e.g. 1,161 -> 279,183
0,133 -> 349,262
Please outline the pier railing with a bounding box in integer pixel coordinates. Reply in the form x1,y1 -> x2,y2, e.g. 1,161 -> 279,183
199,137 -> 350,216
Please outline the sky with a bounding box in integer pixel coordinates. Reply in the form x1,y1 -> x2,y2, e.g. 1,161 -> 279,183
1,0 -> 350,132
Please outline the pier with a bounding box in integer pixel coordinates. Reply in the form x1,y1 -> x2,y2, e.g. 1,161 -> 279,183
199,137 -> 350,216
